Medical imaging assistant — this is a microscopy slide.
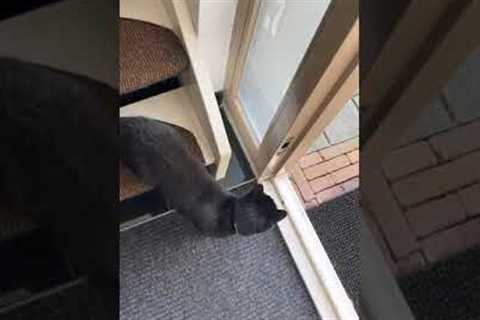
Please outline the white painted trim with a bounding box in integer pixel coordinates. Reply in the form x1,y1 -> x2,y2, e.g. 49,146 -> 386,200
170,0 -> 232,179
224,0 -> 358,179
120,0 -> 174,29
263,174 -> 358,320
195,0 -> 237,91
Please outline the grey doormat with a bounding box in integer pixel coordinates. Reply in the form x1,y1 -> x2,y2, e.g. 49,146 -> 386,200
399,246 -> 480,320
120,213 -> 320,320
307,190 -> 360,310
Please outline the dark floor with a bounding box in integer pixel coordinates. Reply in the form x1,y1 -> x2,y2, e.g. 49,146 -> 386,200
399,246 -> 480,320
307,190 -> 360,311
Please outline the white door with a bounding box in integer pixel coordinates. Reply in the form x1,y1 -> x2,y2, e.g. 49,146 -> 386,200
224,0 -> 359,179
224,1 -> 360,319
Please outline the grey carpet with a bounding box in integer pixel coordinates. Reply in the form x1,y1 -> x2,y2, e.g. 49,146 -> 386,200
399,246 -> 480,320
120,213 -> 320,320
307,190 -> 360,310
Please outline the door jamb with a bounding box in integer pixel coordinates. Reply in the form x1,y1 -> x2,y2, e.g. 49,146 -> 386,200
263,174 -> 359,320
224,0 -> 359,179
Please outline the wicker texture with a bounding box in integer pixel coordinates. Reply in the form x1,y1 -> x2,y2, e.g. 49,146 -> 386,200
119,122 -> 204,201
120,18 -> 189,95
119,163 -> 151,202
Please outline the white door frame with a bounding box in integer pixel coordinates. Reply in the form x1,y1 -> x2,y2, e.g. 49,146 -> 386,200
263,174 -> 359,320
261,24 -> 360,318
223,1 -> 360,319
224,0 -> 359,179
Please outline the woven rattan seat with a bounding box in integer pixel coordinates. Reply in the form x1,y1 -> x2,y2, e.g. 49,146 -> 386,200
120,18 -> 189,95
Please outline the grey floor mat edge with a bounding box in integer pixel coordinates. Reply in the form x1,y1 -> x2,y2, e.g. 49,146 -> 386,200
307,190 -> 360,311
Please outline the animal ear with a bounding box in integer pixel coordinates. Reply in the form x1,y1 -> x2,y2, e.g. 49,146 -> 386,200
271,209 -> 287,223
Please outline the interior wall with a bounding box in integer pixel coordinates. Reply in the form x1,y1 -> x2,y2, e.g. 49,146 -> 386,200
193,0 -> 237,92
186,0 -> 199,33
0,0 -> 117,87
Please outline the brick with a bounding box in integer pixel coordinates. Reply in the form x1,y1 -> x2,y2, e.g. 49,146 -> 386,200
296,181 -> 316,202
298,152 -> 322,169
346,149 -> 359,163
289,165 -> 305,185
310,174 -> 335,193
422,218 -> 480,263
405,194 -> 466,237
289,165 -> 315,202
430,120 -> 480,160
316,186 -> 345,204
331,163 -> 359,184
459,183 -> 480,217
305,199 -> 319,210
398,97 -> 453,146
422,228 -> 463,263
320,137 -> 359,160
363,168 -> 418,258
392,151 -> 480,207
303,155 -> 350,180
396,252 -> 427,276
341,177 -> 359,193
462,218 -> 480,248
290,180 -> 305,204
383,142 -> 437,181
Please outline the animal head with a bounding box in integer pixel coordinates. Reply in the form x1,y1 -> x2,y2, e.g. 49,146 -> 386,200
232,184 -> 287,236
185,184 -> 287,237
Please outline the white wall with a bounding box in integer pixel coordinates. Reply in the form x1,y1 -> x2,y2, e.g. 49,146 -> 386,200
1,0 -> 236,92
0,0 -> 116,87
192,0 -> 237,92
120,0 -> 174,30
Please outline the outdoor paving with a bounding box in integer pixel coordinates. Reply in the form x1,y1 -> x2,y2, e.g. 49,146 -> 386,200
291,47 -> 480,277
291,95 -> 360,210
364,47 -> 480,276
308,94 -> 359,152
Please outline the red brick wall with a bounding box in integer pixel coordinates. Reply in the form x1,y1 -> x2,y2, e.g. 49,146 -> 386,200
290,137 -> 359,210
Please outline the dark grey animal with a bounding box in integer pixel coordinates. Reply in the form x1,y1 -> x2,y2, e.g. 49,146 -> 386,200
0,58 -> 118,317
0,58 -> 286,316
120,117 -> 287,237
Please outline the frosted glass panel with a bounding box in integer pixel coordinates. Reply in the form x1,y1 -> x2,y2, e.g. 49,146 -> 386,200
239,0 -> 330,142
